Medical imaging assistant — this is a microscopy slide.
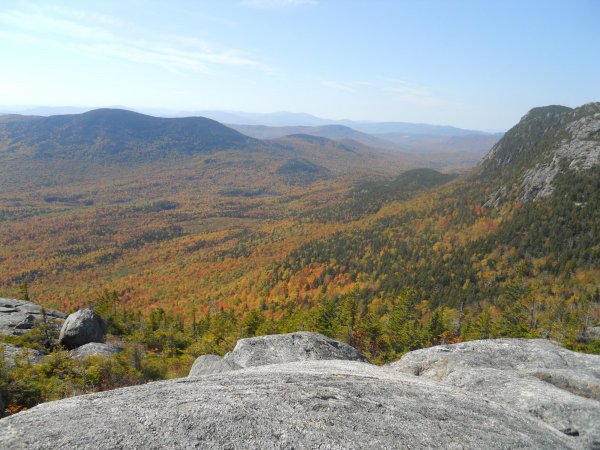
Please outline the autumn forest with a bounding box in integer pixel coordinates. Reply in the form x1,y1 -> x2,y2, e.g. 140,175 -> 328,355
1,105 -> 599,413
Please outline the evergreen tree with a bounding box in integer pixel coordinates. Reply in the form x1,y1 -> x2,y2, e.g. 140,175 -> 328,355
18,282 -> 30,301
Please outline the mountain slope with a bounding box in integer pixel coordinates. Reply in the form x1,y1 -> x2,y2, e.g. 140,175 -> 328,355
228,123 -> 501,160
478,103 -> 600,202
305,168 -> 458,222
0,108 -> 428,313
264,102 -> 600,354
269,134 -> 426,175
345,121 -> 488,137
228,123 -> 395,149
0,109 -> 426,178
0,108 -> 258,161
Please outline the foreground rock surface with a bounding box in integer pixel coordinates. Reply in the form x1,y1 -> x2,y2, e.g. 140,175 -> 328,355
59,308 -> 107,350
391,338 -> 600,449
224,331 -> 369,368
0,298 -> 66,336
0,360 -> 576,449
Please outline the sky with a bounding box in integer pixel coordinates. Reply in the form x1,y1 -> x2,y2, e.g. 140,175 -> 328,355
0,0 -> 598,130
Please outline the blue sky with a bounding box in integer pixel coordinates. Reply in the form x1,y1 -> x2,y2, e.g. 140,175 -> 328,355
0,0 -> 598,130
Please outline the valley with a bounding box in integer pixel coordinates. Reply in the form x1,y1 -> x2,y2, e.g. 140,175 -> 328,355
0,109 -> 428,315
0,105 -> 598,362
0,103 -> 599,422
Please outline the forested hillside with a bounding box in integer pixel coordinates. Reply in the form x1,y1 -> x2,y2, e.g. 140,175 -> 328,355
1,104 -> 599,368
0,109 -> 256,161
264,103 -> 600,359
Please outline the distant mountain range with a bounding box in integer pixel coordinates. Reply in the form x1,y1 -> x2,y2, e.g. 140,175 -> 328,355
228,124 -> 392,149
1,106 -> 487,134
229,123 -> 501,155
0,105 -> 502,156
190,110 -> 492,137
0,108 -> 427,195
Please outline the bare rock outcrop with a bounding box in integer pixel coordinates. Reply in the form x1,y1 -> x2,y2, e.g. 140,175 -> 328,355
2,336 -> 598,449
188,332 -> 368,377
479,103 -> 600,206
390,338 -> 600,448
68,342 -> 123,360
520,111 -> 600,200
59,309 -> 107,350
224,331 -> 370,368
0,360 -> 576,449
0,298 -> 66,337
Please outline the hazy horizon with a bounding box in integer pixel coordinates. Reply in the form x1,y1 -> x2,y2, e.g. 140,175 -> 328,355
0,103 -> 511,132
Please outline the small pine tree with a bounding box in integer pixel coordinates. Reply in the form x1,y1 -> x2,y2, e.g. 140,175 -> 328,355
18,282 -> 30,301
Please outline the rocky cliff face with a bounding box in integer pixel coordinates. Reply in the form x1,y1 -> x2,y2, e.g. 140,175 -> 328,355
1,334 -> 599,449
520,107 -> 600,200
480,102 -> 600,205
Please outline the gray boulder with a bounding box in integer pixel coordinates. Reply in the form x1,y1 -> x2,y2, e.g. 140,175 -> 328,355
0,360 -> 576,449
0,298 -> 66,337
224,331 -> 369,368
59,309 -> 107,350
188,354 -> 240,377
68,342 -> 123,360
390,338 -> 600,448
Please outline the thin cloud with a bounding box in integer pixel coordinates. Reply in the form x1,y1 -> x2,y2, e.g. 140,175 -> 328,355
383,79 -> 449,107
241,0 -> 317,9
28,3 -> 122,27
321,81 -> 355,92
0,9 -> 115,41
0,5 -> 272,74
